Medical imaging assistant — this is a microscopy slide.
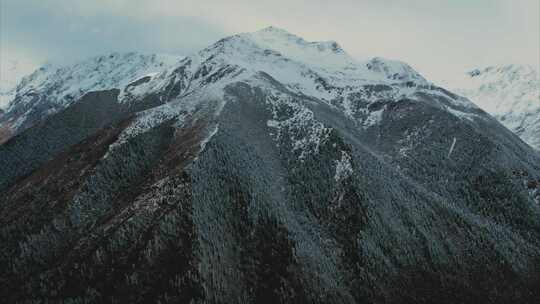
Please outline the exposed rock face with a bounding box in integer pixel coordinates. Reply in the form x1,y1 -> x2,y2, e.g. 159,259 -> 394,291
1,27 -> 539,303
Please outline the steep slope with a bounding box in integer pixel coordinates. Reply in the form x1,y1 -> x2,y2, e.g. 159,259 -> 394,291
0,52 -> 179,143
1,27 -> 539,304
0,57 -> 38,110
449,64 -> 540,150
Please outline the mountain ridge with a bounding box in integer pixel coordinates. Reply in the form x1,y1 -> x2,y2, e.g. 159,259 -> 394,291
0,52 -> 180,143
1,27 -> 539,303
448,63 -> 539,150
0,27 -> 473,144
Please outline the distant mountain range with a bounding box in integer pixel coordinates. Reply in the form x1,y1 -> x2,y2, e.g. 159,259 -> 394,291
0,58 -> 38,110
1,27 -> 539,303
449,64 -> 539,150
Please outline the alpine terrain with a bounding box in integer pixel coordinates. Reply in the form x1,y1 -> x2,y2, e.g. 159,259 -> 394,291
449,64 -> 540,150
0,57 -> 38,117
1,27 -> 539,303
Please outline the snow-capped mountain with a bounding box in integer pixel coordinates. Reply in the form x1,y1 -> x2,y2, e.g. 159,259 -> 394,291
0,27 -> 470,144
0,52 -> 180,143
449,64 -> 539,150
0,58 -> 38,110
1,27 -> 539,303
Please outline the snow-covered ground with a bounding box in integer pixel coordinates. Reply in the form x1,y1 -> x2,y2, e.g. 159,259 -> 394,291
0,52 -> 182,135
1,27 -> 488,148
0,58 -> 38,110
8,52 -> 180,111
447,64 -> 540,150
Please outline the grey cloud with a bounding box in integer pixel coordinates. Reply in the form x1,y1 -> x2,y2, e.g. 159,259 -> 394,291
0,0 -> 538,85
0,0 -> 226,63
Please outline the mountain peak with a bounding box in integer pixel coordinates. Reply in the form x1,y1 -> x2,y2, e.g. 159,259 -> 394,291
215,27 -> 354,74
1,51 -> 180,133
467,64 -> 538,79
256,26 -> 293,35
366,57 -> 427,83
253,26 -> 307,41
249,26 -> 345,54
194,27 -> 428,88
0,58 -> 39,110
3,27 -> 540,304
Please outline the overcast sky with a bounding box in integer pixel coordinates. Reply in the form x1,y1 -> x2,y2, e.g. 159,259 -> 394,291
1,0 -> 539,84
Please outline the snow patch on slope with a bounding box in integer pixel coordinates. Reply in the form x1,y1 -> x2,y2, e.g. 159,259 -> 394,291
264,90 -> 332,159
106,80 -> 230,156
334,151 -> 353,182
200,124 -> 219,151
363,107 -> 385,128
